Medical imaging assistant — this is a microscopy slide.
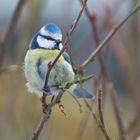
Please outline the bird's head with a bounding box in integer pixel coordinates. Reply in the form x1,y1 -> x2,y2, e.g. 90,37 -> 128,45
29,23 -> 63,50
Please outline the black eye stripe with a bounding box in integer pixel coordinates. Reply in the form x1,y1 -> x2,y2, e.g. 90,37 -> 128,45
39,34 -> 55,41
39,34 -> 62,45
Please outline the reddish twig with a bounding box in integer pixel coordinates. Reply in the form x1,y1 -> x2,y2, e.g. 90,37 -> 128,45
32,1 -> 88,139
45,0 -> 88,85
83,99 -> 111,140
77,2 -> 110,139
79,0 -> 108,80
42,0 -> 88,103
77,110 -> 91,139
78,2 -> 140,140
77,3 -> 126,138
79,1 -> 140,69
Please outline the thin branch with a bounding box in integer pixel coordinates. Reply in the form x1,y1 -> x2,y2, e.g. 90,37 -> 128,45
2,0 -> 28,43
59,74 -> 94,89
80,0 -> 109,81
32,74 -> 93,139
31,92 -> 63,140
66,90 -> 83,113
32,110 -> 51,140
67,32 -> 75,72
0,0 -> 28,69
107,83 -> 126,140
98,86 -> 105,127
79,1 -> 136,139
83,99 -> 111,140
80,1 -> 140,69
43,0 -> 88,95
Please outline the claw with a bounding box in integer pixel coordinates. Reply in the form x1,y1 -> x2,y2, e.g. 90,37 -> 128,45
58,103 -> 67,117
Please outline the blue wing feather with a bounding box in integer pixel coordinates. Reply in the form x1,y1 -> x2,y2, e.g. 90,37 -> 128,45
29,34 -> 40,49
73,84 -> 95,99
62,52 -> 71,64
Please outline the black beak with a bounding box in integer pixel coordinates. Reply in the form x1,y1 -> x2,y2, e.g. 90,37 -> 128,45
55,40 -> 62,46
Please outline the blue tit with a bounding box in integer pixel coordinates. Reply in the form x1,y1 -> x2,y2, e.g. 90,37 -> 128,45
24,23 -> 94,99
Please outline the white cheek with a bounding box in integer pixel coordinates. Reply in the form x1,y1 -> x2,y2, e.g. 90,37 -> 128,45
37,36 -> 55,49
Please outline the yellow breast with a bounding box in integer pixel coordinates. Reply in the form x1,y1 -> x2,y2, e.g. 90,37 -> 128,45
26,49 -> 64,65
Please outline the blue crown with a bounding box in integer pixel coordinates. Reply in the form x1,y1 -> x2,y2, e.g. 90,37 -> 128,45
44,23 -> 62,34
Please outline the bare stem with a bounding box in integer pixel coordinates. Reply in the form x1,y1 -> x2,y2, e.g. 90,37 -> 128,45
32,111 -> 51,140
83,99 -> 111,140
107,83 -> 126,140
43,0 -> 88,93
0,0 -> 28,69
31,92 -> 63,140
98,86 -> 105,127
80,1 -> 140,69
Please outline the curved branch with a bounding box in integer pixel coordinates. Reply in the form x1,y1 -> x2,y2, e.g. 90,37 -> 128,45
80,2 -> 140,69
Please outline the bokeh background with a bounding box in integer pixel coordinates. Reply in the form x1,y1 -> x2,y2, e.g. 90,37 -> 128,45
0,0 -> 140,140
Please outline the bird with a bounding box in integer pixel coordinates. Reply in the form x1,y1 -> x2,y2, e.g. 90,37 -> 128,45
24,23 -> 95,99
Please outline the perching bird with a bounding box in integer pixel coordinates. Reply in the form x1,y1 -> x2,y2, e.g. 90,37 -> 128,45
24,23 -> 94,99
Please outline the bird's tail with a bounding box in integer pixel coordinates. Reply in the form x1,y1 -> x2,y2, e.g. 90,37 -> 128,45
71,84 -> 95,99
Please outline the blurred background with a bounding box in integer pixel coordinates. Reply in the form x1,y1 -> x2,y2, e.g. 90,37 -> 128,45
0,0 -> 140,140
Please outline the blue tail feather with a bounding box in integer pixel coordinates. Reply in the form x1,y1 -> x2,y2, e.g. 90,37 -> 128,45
73,84 -> 95,99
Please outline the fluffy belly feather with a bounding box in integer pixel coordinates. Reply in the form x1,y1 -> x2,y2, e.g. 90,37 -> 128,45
24,49 -> 75,96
